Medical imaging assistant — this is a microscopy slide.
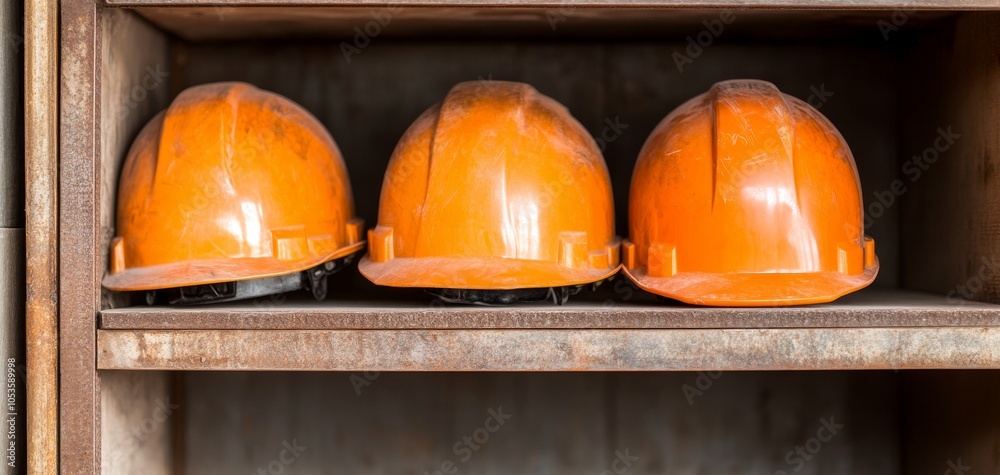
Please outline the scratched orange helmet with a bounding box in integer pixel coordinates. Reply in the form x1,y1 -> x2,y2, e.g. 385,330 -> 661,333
358,81 -> 620,304
102,82 -> 365,304
622,79 -> 878,306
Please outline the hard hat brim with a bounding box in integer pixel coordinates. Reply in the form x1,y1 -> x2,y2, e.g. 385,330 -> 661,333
622,259 -> 879,307
101,241 -> 366,292
358,255 -> 620,290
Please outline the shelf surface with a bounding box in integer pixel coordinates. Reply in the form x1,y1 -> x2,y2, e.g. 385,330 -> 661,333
101,290 -> 1000,330
97,290 -> 1000,371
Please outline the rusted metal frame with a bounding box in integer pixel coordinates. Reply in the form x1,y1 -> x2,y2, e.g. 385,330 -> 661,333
50,3 -> 1000,473
98,328 -> 1000,371
60,0 -> 101,473
26,0 -> 60,472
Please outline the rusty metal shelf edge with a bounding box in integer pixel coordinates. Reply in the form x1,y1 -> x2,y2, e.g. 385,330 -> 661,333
98,328 -> 1000,371
96,289 -> 1000,330
102,0 -> 1000,9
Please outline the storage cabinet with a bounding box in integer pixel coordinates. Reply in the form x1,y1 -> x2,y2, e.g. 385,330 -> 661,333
41,1 -> 1000,473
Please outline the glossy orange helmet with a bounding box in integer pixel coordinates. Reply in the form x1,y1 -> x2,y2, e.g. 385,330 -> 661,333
623,79 -> 878,306
103,82 -> 364,304
358,81 -> 620,304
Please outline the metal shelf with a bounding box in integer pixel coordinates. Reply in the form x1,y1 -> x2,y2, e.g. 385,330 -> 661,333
97,290 -> 1000,371
101,290 -> 1000,330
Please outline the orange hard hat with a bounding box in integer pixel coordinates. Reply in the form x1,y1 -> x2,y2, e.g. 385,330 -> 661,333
103,82 -> 364,303
358,81 -> 620,298
622,79 -> 878,306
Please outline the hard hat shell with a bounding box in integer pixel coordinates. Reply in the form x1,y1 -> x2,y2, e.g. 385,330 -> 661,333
358,81 -> 620,290
623,79 -> 878,306
103,82 -> 364,291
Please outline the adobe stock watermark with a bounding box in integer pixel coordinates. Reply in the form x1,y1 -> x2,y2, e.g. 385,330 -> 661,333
945,257 -> 1000,305
4,358 -> 18,470
774,416 -> 843,474
546,7 -> 576,31
252,439 -> 307,475
600,449 -> 639,475
212,7 -> 231,22
177,138 -> 259,217
471,73 -> 498,99
425,406 -> 512,475
716,83 -> 831,184
118,65 -> 169,119
878,10 -> 916,40
98,396 -> 179,471
251,289 -> 288,310
129,397 -> 179,448
535,113 -> 628,209
681,371 -> 722,405
803,84 -> 834,110
672,10 -> 736,73
471,74 -> 630,152
340,8 -> 404,63
601,276 -> 639,307
350,371 -> 381,395
862,126 -> 960,230
594,117 -> 629,152
943,458 -> 970,474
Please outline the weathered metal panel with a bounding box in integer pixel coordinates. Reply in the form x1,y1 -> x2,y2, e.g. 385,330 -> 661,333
902,371 -> 1000,475
25,0 -> 59,472
183,371 -> 900,474
100,371 -> 174,475
98,327 -> 1000,371
901,12 -> 1000,303
60,0 -> 100,472
97,8 -> 171,311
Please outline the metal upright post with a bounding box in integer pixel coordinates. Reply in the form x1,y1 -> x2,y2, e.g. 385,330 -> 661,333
25,0 -> 58,472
